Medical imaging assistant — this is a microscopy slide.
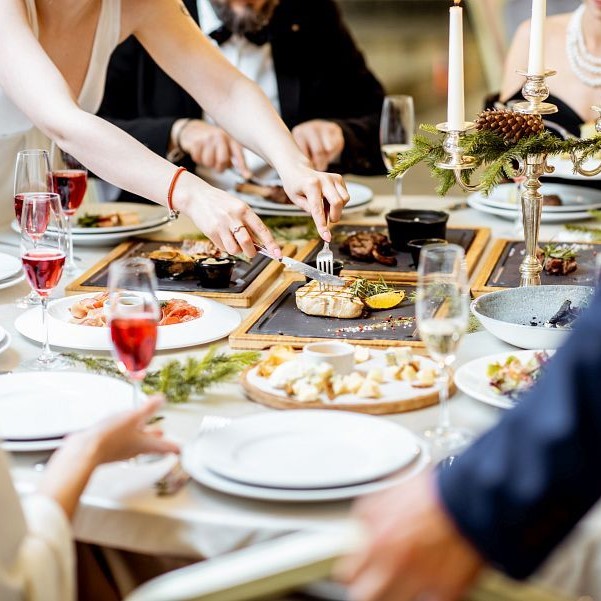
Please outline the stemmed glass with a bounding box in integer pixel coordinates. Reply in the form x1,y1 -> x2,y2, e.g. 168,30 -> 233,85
19,193 -> 68,370
108,258 -> 160,412
416,244 -> 473,456
49,143 -> 88,275
14,149 -> 51,308
380,95 -> 415,209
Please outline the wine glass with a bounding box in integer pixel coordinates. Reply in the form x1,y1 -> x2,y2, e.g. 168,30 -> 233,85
108,258 -> 160,412
416,243 -> 473,457
380,95 -> 415,209
19,193 -> 68,370
14,149 -> 52,308
50,144 -> 88,275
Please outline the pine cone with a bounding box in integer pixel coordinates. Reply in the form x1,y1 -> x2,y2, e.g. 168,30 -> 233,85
475,109 -> 543,143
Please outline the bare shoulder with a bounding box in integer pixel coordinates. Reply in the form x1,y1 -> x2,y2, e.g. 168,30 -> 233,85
546,12 -> 570,36
120,0 -> 190,37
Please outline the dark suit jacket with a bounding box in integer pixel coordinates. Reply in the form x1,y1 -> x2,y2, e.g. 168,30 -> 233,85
439,287 -> 601,578
98,0 -> 385,176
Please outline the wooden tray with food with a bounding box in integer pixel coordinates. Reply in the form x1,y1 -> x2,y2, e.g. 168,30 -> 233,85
229,275 -> 423,349
472,239 -> 600,297
66,239 -> 296,308
241,345 -> 450,414
295,222 -> 490,282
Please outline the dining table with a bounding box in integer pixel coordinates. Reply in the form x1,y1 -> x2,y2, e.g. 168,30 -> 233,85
1,189 -> 600,598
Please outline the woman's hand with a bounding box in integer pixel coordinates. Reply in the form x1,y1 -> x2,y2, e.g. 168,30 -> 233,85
279,166 -> 350,242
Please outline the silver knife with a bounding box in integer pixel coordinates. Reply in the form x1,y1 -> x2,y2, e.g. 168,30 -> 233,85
256,246 -> 345,286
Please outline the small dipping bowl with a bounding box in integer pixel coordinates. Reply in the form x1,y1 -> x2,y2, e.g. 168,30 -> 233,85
195,257 -> 236,289
150,256 -> 195,280
103,295 -> 144,319
385,210 -> 449,251
407,238 -> 448,268
303,341 -> 355,375
304,259 -> 344,283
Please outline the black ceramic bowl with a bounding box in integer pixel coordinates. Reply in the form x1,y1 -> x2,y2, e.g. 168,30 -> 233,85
150,256 -> 196,280
195,257 -> 236,289
304,259 -> 344,282
385,210 -> 449,251
407,238 -> 448,268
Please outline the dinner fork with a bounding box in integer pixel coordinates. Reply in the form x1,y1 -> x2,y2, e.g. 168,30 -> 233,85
315,202 -> 333,290
154,415 -> 232,496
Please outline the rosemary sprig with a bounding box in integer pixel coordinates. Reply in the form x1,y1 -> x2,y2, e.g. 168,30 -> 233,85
347,277 -> 410,300
61,348 -> 260,404
538,243 -> 579,262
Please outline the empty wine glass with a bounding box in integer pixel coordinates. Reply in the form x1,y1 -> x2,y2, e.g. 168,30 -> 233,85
19,193 -> 68,370
14,149 -> 51,308
50,144 -> 88,275
380,95 -> 415,209
416,243 -> 473,456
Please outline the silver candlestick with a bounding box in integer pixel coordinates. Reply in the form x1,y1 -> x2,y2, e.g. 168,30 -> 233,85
570,106 -> 601,177
435,122 -> 477,170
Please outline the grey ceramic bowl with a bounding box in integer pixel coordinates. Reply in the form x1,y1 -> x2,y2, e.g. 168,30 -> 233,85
471,285 -> 594,349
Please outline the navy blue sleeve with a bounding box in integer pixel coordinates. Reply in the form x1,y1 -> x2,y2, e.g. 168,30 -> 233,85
438,286 -> 601,579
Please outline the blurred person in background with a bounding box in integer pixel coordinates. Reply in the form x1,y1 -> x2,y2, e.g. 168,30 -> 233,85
0,0 -> 349,254
97,0 -> 386,201
503,0 -> 579,42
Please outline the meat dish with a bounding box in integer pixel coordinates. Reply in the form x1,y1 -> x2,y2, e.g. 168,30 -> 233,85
295,279 -> 363,319
235,182 -> 290,205
339,232 -> 397,266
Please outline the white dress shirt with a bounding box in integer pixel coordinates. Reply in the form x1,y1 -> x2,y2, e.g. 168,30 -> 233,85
196,0 -> 281,189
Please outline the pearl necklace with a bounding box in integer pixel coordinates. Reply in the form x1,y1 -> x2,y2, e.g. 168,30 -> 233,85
566,4 -> 601,87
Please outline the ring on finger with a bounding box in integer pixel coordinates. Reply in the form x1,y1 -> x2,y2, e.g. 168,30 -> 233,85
231,224 -> 246,235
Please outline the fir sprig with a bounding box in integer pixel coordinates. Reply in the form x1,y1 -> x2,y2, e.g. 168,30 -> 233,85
61,348 -> 260,404
391,125 -> 601,196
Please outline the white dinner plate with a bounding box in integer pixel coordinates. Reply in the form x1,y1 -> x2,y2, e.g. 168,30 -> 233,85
15,291 -> 241,351
182,431 -> 429,503
474,183 -> 601,213
239,182 -> 373,215
547,156 -> 601,181
0,253 -> 22,281
198,411 -> 420,490
467,194 -> 593,223
455,349 -> 554,410
0,271 -> 25,291
67,202 -> 170,234
0,372 -> 134,440
2,438 -> 62,453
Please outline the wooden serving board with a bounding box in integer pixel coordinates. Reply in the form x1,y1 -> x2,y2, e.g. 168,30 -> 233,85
229,275 -> 423,350
65,240 -> 296,308
295,222 -> 490,282
472,239 -> 600,297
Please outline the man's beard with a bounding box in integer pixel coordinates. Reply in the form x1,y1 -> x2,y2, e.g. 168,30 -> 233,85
208,0 -> 280,34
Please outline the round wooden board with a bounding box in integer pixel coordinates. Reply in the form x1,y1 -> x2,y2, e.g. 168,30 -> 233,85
241,366 -> 456,415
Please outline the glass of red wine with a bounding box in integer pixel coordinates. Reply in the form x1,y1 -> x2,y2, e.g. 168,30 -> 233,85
50,144 -> 88,275
19,193 -> 68,370
108,258 -> 160,412
14,149 -> 52,308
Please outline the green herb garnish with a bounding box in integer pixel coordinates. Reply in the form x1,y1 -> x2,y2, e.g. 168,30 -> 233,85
347,277 -> 410,300
538,243 -> 579,261
76,213 -> 102,228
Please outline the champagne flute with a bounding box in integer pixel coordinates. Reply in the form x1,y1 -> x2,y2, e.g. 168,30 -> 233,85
380,95 -> 415,209
108,258 -> 160,412
14,149 -> 51,308
416,243 -> 473,456
19,193 -> 68,370
50,144 -> 88,275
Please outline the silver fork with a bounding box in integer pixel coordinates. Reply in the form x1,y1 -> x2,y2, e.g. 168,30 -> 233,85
315,203 -> 333,290
154,415 -> 232,496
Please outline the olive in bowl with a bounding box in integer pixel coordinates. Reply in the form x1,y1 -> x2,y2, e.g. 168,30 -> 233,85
195,257 -> 236,288
407,238 -> 448,268
304,259 -> 344,282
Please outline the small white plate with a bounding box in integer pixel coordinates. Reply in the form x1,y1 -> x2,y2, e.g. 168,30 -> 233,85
239,182 -> 373,214
467,194 -> 593,223
455,349 -> 554,410
0,271 -> 25,291
183,431 -> 428,503
15,291 -> 241,351
197,411 -> 420,490
0,372 -> 134,440
2,438 -> 62,453
474,182 -> 601,213
0,253 -> 22,281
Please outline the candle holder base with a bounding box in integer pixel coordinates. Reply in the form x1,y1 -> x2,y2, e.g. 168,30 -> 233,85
435,122 -> 476,170
513,70 -> 558,115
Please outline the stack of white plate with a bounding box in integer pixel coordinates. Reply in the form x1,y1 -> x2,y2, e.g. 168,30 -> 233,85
11,202 -> 171,247
0,252 -> 25,290
0,372 -> 134,452
182,411 -> 427,502
467,182 -> 601,223
235,182 -> 373,216
0,325 -> 11,357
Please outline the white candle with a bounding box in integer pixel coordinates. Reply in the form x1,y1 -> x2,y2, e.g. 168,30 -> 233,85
447,1 -> 465,131
527,0 -> 546,75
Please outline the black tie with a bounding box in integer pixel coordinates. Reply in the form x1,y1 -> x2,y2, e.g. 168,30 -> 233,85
209,25 -> 270,47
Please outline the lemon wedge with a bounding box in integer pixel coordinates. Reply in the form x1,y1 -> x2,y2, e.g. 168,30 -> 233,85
364,291 -> 405,310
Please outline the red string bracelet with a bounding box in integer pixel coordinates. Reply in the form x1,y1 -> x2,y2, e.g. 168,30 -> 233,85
167,166 -> 187,221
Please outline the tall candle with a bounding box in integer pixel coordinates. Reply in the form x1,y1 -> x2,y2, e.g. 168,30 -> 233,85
447,0 -> 465,131
527,0 -> 546,75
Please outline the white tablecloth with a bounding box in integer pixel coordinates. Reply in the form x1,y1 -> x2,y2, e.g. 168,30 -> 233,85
1,194 -> 600,597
